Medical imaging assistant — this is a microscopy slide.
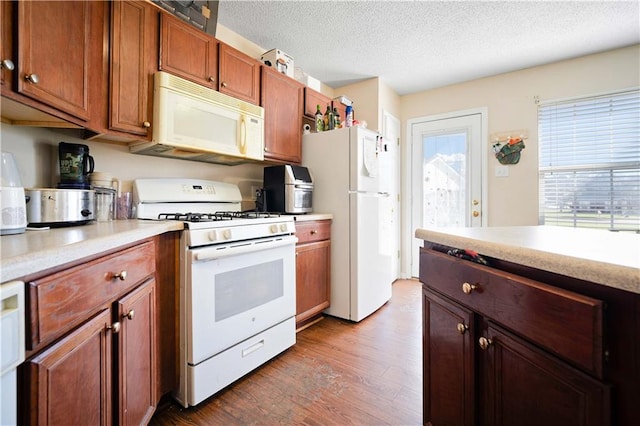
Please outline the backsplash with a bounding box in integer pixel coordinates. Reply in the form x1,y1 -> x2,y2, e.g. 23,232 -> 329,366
1,123 -> 263,207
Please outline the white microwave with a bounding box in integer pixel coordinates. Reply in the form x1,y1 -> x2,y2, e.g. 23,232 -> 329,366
130,72 -> 264,165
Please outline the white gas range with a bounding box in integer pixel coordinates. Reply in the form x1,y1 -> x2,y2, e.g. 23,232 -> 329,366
133,178 -> 297,407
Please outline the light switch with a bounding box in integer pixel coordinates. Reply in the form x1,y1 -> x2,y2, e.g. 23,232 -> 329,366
495,165 -> 509,177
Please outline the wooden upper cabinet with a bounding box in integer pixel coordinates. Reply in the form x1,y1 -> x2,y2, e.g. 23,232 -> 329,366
16,1 -> 104,122
0,0 -> 14,88
218,42 -> 260,105
304,87 -> 331,118
159,13 -> 218,89
109,0 -> 158,137
261,66 -> 304,164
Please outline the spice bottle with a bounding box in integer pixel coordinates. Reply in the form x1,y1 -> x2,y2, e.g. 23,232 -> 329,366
324,105 -> 334,130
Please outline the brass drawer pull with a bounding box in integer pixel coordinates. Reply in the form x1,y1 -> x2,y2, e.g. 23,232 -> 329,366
456,323 -> 468,335
478,337 -> 492,350
462,282 -> 478,294
113,270 -> 128,281
107,321 -> 121,334
310,230 -> 318,235
123,309 -> 135,321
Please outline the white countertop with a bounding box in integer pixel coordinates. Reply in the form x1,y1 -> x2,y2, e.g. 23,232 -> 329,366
1,220 -> 183,283
415,226 -> 640,294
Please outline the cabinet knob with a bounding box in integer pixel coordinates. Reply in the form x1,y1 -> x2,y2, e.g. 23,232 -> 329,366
123,309 -> 135,320
472,210 -> 480,217
108,321 -> 121,334
221,81 -> 228,88
142,121 -> 151,128
478,336 -> 492,350
456,323 -> 468,335
310,229 -> 318,235
462,282 -> 478,294
1,59 -> 15,70
208,76 -> 215,83
113,270 -> 128,281
25,73 -> 39,84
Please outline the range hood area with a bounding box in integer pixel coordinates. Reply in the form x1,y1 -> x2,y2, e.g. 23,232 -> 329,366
152,0 -> 218,36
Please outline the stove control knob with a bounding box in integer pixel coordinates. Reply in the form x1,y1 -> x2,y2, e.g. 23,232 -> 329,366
280,224 -> 288,232
270,224 -> 280,233
208,230 -> 217,241
222,229 -> 232,240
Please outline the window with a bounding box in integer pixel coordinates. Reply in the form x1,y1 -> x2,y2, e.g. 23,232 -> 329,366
538,89 -> 640,232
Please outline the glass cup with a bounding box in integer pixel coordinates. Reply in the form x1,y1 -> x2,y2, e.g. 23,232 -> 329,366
117,192 -> 134,220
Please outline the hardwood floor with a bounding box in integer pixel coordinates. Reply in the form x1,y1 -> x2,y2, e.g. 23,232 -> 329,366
150,279 -> 423,425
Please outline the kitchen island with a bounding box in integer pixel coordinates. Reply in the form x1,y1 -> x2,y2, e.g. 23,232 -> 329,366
416,226 -> 639,426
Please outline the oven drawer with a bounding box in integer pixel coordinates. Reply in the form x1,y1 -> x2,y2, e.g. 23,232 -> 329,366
295,220 -> 331,244
187,316 -> 295,406
27,241 -> 155,349
420,249 -> 604,377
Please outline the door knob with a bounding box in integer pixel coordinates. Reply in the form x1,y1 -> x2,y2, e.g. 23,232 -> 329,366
123,309 -> 135,320
25,73 -> 39,84
462,282 -> 478,294
107,321 -> 121,334
1,59 -> 15,70
478,337 -> 492,350
113,270 -> 127,281
472,211 -> 480,217
456,323 -> 468,335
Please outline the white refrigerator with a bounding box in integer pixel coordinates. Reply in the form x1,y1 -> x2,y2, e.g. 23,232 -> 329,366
302,126 -> 394,322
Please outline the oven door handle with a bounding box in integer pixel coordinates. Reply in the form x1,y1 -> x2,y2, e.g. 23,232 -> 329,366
192,237 -> 296,262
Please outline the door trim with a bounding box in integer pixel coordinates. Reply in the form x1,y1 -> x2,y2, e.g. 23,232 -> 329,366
403,107 -> 488,278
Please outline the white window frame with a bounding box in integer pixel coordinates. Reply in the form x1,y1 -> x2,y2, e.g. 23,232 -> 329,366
537,88 -> 640,232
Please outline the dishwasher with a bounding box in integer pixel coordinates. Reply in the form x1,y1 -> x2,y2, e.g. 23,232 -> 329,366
1,280 -> 25,425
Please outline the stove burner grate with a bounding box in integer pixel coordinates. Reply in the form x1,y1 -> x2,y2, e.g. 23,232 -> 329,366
157,211 -> 282,222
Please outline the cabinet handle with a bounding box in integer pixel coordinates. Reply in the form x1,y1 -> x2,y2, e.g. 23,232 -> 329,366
208,76 -> 215,83
462,282 -> 478,294
25,73 -> 39,84
107,321 -> 121,334
142,121 -> 151,128
123,309 -> 135,320
310,230 -> 318,235
221,81 -> 228,88
1,59 -> 15,70
478,336 -> 492,350
113,270 -> 128,281
456,323 -> 468,335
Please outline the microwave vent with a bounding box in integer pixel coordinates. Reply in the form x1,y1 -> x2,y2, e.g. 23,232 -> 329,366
157,72 -> 263,118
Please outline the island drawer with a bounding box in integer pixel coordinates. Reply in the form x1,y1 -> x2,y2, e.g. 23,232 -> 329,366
26,240 -> 156,350
420,248 -> 604,378
295,220 -> 331,244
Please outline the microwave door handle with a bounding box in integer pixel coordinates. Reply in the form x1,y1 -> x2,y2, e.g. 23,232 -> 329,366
239,115 -> 247,155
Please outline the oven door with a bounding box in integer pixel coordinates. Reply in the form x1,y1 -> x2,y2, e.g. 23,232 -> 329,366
186,235 -> 296,365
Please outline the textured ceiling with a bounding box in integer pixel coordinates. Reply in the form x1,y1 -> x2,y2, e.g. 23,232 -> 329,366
217,0 -> 640,96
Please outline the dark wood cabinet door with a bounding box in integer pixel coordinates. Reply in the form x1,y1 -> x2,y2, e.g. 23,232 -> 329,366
159,13 -> 218,89
295,239 -> 331,326
116,278 -> 157,426
0,0 -> 14,88
219,42 -> 260,105
423,287 -> 476,426
303,87 -> 331,118
109,0 -> 158,137
16,1 -> 103,121
261,66 -> 303,164
481,322 -> 610,426
23,309 -> 112,426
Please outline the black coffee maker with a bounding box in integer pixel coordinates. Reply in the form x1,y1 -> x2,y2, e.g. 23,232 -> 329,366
57,142 -> 95,189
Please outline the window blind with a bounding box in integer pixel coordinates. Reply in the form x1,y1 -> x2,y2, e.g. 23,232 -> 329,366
538,89 -> 640,232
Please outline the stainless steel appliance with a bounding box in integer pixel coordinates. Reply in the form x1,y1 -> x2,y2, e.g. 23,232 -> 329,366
133,178 -> 296,407
263,165 -> 313,214
25,188 -> 95,227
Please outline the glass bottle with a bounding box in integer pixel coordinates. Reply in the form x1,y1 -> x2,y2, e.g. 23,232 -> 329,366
333,107 -> 341,129
324,105 -> 334,130
315,105 -> 324,132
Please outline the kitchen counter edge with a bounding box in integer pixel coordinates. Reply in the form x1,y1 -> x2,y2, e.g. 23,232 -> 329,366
1,220 -> 184,283
291,213 -> 333,222
415,226 -> 639,295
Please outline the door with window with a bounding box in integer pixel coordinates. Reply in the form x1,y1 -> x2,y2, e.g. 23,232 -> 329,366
409,110 -> 486,277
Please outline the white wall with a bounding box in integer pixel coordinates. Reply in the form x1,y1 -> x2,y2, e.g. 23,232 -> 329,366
0,124 -> 264,206
401,45 -> 640,227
